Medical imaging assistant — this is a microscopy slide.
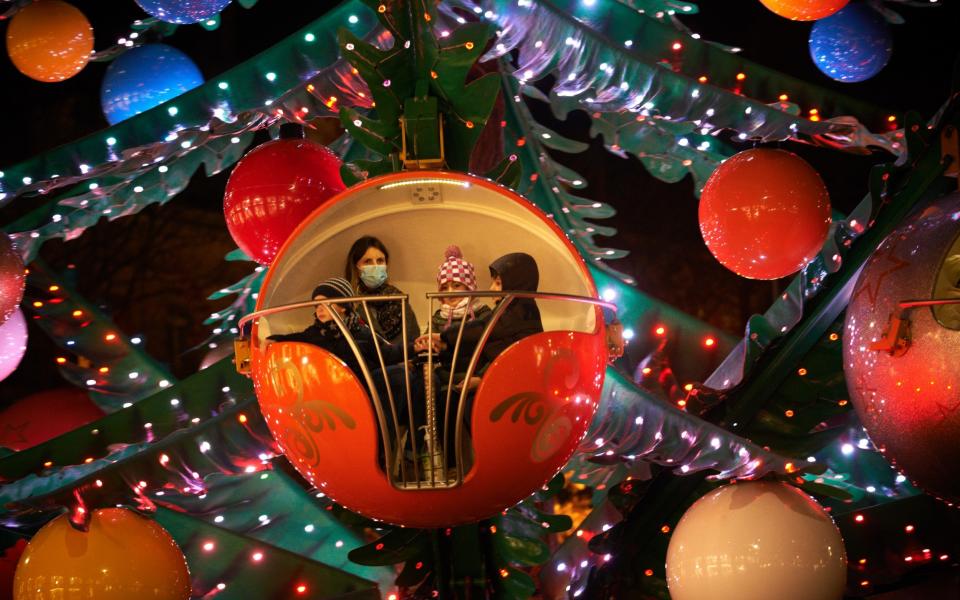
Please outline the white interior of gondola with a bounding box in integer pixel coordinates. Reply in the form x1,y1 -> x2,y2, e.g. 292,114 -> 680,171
933,230 -> 960,330
255,175 -> 599,343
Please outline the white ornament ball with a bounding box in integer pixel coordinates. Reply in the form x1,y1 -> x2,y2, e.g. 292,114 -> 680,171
666,481 -> 846,600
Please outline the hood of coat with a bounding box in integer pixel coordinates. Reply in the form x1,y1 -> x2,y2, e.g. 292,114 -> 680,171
489,253 -> 539,292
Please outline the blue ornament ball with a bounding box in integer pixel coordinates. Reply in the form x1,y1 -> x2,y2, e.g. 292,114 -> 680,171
100,44 -> 204,125
808,3 -> 892,83
134,0 -> 231,25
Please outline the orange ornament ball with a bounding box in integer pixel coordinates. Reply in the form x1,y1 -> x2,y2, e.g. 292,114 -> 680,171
14,508 -> 191,600
699,148 -> 831,280
6,0 -> 94,82
758,0 -> 849,21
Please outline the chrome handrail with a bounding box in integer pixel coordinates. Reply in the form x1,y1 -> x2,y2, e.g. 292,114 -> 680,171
238,291 -> 616,491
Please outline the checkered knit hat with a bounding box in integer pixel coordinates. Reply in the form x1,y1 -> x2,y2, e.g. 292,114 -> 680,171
436,245 -> 477,290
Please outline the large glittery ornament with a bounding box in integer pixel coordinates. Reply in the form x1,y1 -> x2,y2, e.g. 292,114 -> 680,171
223,135 -> 345,265
844,192 -> 960,503
0,389 -> 104,451
666,481 -> 846,600
14,508 -> 191,600
134,0 -> 231,25
0,308 -> 27,383
0,233 -> 25,326
101,43 -> 204,125
809,3 -> 892,83
759,0 -> 848,21
699,149 -> 832,280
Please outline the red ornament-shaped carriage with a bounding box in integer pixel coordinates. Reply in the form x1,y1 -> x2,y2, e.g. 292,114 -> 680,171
238,171 -> 615,527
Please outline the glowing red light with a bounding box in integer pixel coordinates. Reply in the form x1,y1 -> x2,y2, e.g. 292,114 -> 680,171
252,551 -> 263,562
905,524 -> 915,533
654,325 -> 666,336
854,514 -> 865,523
296,584 -> 308,594
703,336 -> 716,348
671,41 -> 682,51
203,541 -> 215,552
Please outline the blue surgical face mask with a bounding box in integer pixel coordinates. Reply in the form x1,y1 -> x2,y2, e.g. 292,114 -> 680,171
359,264 -> 388,289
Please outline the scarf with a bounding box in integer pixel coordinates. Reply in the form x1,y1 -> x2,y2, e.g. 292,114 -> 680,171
439,298 -> 484,328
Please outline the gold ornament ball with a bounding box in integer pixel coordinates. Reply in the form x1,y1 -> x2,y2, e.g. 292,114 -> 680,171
666,481 -> 846,600
14,508 -> 191,600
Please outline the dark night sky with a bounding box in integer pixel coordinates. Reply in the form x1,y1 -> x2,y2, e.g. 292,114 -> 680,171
1,0 -> 959,394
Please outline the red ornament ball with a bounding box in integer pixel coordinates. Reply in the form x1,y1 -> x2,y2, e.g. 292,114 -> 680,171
759,0 -> 849,21
0,388 -> 104,451
0,233 -> 25,326
699,148 -> 831,280
843,192 -> 960,503
223,137 -> 345,264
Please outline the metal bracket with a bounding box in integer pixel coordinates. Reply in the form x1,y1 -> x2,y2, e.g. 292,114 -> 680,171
869,312 -> 912,356
606,320 -> 625,362
870,297 -> 960,355
941,125 -> 959,182
400,93 -> 446,170
234,338 -> 251,375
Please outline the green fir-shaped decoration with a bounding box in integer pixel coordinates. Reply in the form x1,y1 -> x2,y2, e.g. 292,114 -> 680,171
338,0 -> 502,184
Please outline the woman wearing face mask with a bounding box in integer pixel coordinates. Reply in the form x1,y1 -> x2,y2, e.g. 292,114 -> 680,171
345,236 -> 420,345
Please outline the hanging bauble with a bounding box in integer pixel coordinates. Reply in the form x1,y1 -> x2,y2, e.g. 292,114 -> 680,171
0,540 -> 27,600
843,192 -> 960,503
0,309 -> 27,383
134,0 -> 232,25
5,0 -> 93,83
758,0 -> 848,21
100,43 -> 204,125
699,148 -> 831,280
0,233 -> 25,326
666,481 -> 846,600
14,508 -> 191,600
223,127 -> 345,265
809,3 -> 892,83
0,389 -> 104,451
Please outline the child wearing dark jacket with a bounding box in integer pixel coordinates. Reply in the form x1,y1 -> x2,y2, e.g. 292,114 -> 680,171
268,277 -> 406,378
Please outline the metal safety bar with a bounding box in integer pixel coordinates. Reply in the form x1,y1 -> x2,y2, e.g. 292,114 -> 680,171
238,291 -> 616,491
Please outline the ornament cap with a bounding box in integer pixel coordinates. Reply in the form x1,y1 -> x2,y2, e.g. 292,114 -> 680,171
278,123 -> 305,140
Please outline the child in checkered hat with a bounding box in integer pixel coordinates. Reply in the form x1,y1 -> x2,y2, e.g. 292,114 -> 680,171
430,245 -> 492,332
